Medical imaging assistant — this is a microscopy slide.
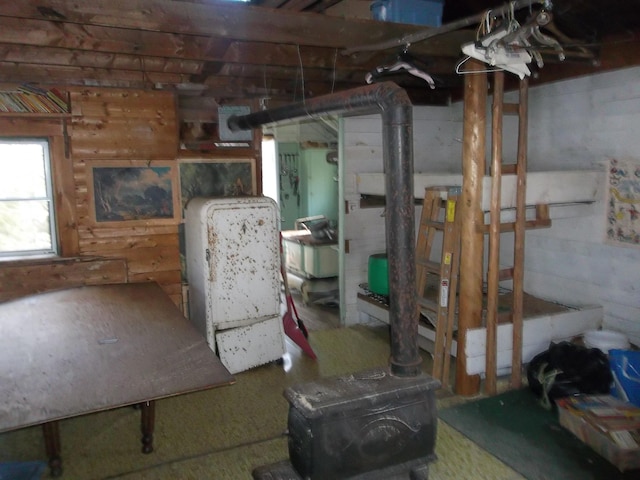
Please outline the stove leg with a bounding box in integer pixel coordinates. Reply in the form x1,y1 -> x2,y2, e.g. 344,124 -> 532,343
140,400 -> 155,454
410,464 -> 429,480
42,421 -> 63,477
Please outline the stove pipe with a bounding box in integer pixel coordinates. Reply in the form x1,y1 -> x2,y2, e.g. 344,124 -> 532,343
228,82 -> 420,377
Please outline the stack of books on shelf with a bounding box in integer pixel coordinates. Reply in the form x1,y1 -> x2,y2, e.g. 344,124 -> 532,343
0,84 -> 69,114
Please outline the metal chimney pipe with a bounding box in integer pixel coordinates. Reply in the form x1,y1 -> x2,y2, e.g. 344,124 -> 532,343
228,82 -> 421,377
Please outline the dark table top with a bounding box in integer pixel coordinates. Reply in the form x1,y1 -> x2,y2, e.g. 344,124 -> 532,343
0,282 -> 234,433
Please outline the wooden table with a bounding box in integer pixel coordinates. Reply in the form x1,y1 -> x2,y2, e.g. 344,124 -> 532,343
0,282 -> 234,476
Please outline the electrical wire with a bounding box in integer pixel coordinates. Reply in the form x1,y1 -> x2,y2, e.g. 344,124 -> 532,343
331,48 -> 338,94
296,44 -> 306,106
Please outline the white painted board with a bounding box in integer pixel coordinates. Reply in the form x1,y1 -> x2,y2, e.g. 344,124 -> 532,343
465,306 -> 603,375
356,171 -> 602,210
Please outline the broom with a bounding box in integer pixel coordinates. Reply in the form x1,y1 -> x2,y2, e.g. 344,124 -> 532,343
280,233 -> 316,359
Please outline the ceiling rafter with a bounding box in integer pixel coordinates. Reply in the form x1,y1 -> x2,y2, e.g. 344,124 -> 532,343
0,0 -> 637,106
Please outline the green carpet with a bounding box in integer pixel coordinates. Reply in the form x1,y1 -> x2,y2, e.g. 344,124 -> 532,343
439,389 -> 637,480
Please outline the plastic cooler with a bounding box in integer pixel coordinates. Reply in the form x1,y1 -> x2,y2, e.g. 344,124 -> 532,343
371,0 -> 444,27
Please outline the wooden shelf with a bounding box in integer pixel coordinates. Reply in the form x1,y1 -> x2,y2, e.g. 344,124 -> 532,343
0,84 -> 70,116
0,112 -> 72,118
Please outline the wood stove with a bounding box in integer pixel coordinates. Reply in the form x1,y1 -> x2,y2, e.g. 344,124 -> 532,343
253,367 -> 439,480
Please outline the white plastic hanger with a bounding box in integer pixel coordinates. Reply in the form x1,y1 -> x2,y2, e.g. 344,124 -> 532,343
365,48 -> 436,89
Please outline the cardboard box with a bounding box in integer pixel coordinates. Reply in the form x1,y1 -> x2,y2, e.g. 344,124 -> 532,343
557,395 -> 640,472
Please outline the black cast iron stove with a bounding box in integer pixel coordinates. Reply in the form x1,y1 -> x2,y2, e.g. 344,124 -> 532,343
255,367 -> 439,480
286,367 -> 439,478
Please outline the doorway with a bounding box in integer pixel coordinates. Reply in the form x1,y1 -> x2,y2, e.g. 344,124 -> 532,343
261,121 -> 341,329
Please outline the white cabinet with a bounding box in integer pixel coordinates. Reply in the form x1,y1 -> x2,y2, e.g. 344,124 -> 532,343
185,197 -> 285,373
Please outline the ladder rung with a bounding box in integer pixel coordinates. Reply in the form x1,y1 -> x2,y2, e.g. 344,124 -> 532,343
417,297 -> 439,312
503,103 -> 520,115
422,219 -> 444,230
501,164 -> 518,174
499,268 -> 513,281
477,218 -> 552,233
498,311 -> 513,324
416,259 -> 441,274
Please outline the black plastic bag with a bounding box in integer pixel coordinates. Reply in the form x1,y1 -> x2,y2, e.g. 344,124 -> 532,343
527,341 -> 613,407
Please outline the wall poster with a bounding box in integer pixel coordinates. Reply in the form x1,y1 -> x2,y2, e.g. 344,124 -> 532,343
607,158 -> 640,248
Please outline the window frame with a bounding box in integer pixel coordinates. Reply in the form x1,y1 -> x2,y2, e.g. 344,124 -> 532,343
0,137 -> 59,258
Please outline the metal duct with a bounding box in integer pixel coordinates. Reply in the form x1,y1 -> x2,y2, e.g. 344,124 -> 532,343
228,82 -> 421,377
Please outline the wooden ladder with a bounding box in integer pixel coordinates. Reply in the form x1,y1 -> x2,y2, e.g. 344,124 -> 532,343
416,186 -> 462,389
484,72 -> 530,394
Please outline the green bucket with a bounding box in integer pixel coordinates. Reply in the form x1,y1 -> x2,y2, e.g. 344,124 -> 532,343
368,253 -> 389,296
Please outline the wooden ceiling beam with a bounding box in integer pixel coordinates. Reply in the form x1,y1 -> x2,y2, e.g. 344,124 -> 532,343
210,60 -> 460,88
201,73 -> 359,98
0,62 -> 188,88
0,17 -> 229,60
278,0 -> 318,10
528,33 -> 640,86
221,42 -> 457,72
0,16 -> 460,76
257,0 -> 289,7
0,17 -> 417,67
0,44 -> 202,75
306,1 -> 345,13
213,62 -> 366,84
0,0 -> 471,55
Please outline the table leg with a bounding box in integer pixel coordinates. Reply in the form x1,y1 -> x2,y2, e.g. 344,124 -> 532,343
140,400 -> 155,454
42,421 -> 63,477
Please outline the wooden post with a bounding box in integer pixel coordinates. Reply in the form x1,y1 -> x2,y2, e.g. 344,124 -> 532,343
511,78 -> 529,388
486,71 -> 505,395
456,59 -> 487,395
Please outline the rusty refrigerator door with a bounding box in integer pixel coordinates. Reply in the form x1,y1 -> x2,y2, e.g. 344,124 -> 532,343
185,197 -> 285,374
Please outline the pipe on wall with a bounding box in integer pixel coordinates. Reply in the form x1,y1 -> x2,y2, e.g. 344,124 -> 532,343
228,82 -> 421,377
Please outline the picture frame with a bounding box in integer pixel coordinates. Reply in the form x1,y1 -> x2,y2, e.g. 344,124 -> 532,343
178,157 -> 256,216
88,160 -> 180,226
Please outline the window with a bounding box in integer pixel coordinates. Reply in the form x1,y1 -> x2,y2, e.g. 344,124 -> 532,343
0,139 -> 57,257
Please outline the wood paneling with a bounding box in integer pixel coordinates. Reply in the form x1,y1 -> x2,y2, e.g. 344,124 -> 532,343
68,87 -> 182,307
69,89 -> 178,160
0,257 -> 127,303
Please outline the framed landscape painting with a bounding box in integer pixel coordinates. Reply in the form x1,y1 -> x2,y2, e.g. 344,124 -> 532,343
88,161 -> 180,226
178,157 -> 256,216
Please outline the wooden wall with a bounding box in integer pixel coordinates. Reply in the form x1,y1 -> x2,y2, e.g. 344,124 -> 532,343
69,88 -> 183,306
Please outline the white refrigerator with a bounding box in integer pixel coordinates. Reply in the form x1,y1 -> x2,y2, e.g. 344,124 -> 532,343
185,197 -> 285,374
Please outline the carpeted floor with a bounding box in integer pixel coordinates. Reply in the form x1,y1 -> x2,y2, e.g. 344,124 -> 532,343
1,324 -> 526,480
